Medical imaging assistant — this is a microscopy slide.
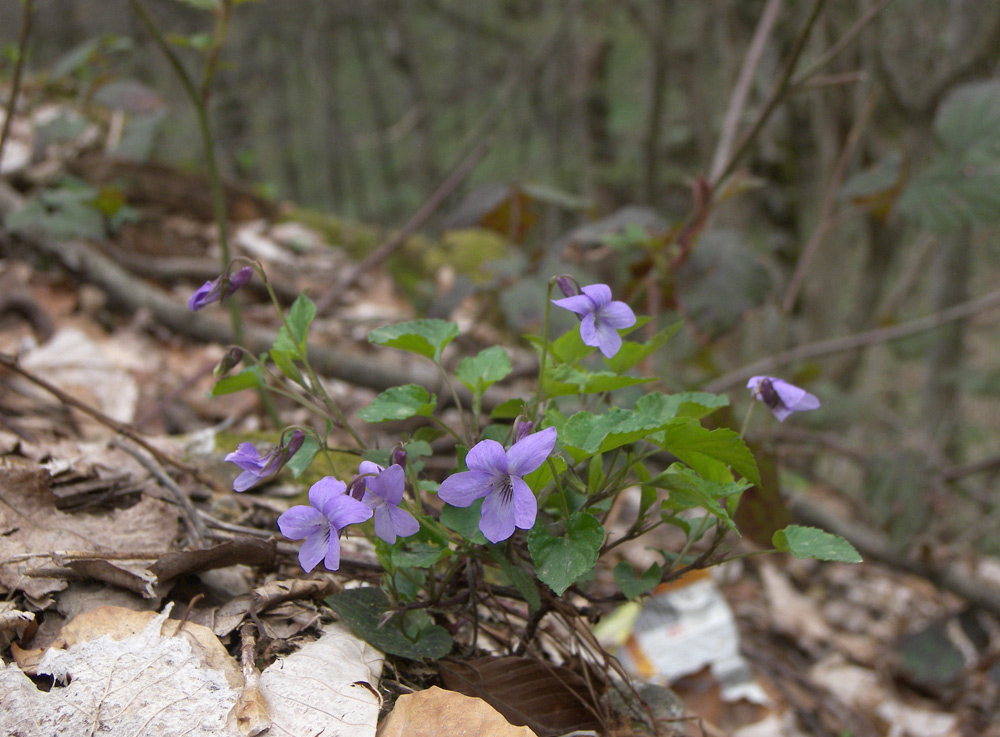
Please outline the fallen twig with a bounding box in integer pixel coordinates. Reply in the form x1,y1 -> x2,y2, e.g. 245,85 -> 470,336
114,438 -> 208,549
704,287 -> 1000,391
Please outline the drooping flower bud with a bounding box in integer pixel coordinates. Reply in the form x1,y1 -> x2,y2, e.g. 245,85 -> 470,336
513,417 -> 533,444
214,347 -> 244,377
555,275 -> 578,299
283,429 -> 305,460
348,475 -> 367,501
757,378 -> 779,409
391,447 -> 407,470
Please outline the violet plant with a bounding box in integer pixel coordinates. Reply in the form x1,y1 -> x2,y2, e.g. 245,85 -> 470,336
197,263 -> 859,660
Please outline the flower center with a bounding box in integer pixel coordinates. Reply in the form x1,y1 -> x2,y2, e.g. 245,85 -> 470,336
497,475 -> 514,504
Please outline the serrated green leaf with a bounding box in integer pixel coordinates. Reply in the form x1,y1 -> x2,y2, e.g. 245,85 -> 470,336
357,384 -> 437,422
614,560 -> 662,599
528,512 -> 604,595
490,397 -> 526,419
369,319 -> 459,362
604,322 -> 681,374
455,346 -> 512,394
285,294 -> 316,353
543,365 -> 653,397
772,525 -> 862,563
649,463 -> 749,531
658,419 -> 760,488
326,587 -> 452,659
209,366 -> 264,396
635,391 -> 729,422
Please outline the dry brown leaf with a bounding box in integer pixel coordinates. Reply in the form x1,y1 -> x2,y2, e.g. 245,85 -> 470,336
52,604 -> 243,689
199,578 -> 333,636
438,655 -> 603,737
257,621 -> 383,736
0,464 -> 179,601
377,686 -> 538,737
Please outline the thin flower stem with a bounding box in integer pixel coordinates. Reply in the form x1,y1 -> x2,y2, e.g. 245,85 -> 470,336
666,514 -> 713,576
259,275 -> 366,448
740,400 -> 756,439
533,279 -> 557,418
0,0 -> 32,174
434,360 -> 473,443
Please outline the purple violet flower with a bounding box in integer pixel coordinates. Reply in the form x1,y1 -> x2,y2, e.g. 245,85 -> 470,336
437,426 -> 557,543
189,266 -> 254,311
277,477 -> 373,572
551,283 -> 637,358
747,376 -> 820,422
357,461 -> 419,544
225,430 -> 304,491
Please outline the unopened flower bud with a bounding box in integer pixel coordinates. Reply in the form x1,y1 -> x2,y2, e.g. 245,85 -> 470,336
757,378 -> 779,409
391,447 -> 407,470
226,266 -> 254,297
555,275 -> 578,299
513,417 -> 533,443
348,475 -> 367,501
213,347 -> 244,377
283,429 -> 305,459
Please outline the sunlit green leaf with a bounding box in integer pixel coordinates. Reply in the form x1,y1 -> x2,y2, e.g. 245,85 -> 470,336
528,512 -> 604,595
369,319 -> 460,362
772,525 -> 862,563
455,346 -> 512,394
358,384 -> 437,422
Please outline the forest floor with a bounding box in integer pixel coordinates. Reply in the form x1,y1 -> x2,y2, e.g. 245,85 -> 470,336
1,138 -> 999,736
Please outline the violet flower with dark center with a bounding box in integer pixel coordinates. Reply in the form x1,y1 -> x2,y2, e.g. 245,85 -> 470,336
225,429 -> 304,491
188,266 -> 253,311
356,461 -> 419,544
437,426 -> 557,543
747,376 -> 820,421
551,283 -> 636,358
276,477 -> 372,572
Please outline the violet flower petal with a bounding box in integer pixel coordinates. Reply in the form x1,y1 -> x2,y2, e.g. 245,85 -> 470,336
598,301 -> 638,329
465,440 -> 508,475
298,529 -> 330,573
505,426 -> 557,477
580,283 -> 612,308
480,488 -> 516,543
437,470 -> 496,506
373,505 -> 396,544
322,532 -> 342,572
592,318 -> 623,358
387,505 -> 419,538
325,493 -> 373,529
551,293 -> 596,316
369,464 -> 405,505
276,505 -> 326,540
309,477 -> 346,511
510,476 -> 538,530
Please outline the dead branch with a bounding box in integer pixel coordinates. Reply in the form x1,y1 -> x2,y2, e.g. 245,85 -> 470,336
788,494 -> 1000,618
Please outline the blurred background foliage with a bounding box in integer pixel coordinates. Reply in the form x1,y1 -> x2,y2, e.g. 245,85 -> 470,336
4,0 -> 1000,554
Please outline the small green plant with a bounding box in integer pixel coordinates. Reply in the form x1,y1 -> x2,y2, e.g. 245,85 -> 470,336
194,263 -> 860,660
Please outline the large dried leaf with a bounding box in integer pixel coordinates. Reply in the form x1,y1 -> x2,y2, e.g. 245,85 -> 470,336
0,609 -> 383,737
0,606 -> 239,737
378,686 -> 538,737
0,464 -> 179,601
438,656 -> 604,737
258,622 -> 383,736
